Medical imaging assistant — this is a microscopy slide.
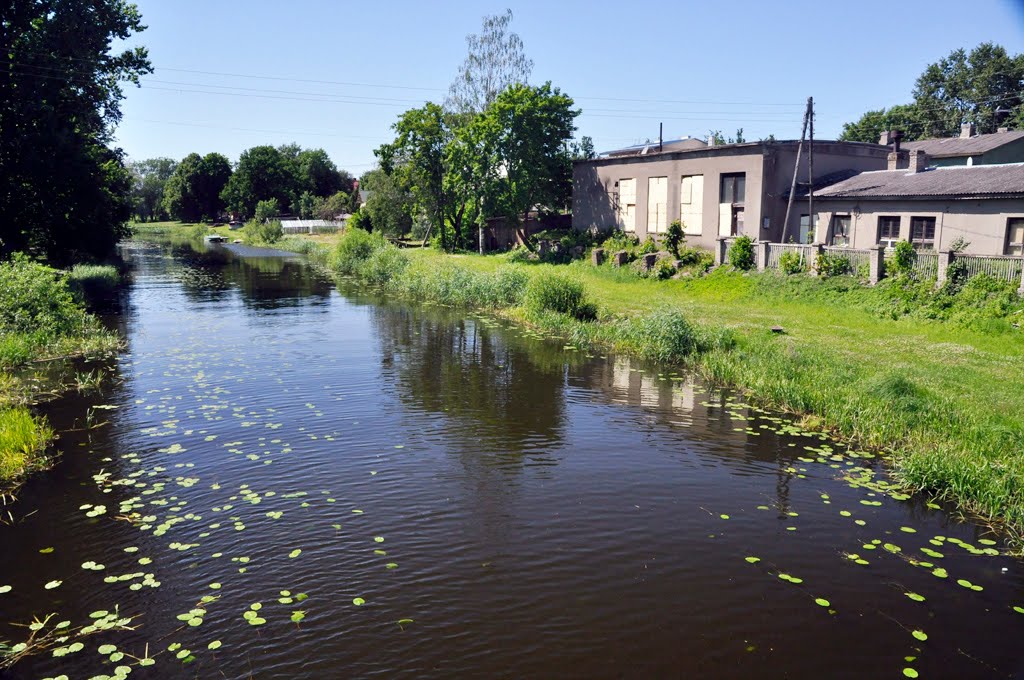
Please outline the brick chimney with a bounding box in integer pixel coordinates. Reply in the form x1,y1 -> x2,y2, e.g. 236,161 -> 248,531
887,150 -> 909,171
879,130 -> 892,146
960,122 -> 976,139
909,149 -> 928,173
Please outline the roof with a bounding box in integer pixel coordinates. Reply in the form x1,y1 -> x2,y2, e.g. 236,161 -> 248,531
575,139 -> 889,167
813,163 -> 1024,200
902,130 -> 1024,158
601,137 -> 707,158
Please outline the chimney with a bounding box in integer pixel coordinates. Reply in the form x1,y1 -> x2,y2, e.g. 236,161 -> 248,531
909,149 -> 928,173
960,122 -> 976,139
887,150 -> 909,171
707,134 -> 717,147
879,130 -> 892,146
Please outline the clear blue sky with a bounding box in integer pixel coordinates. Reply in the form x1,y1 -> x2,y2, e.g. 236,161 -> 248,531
113,0 -> 1024,173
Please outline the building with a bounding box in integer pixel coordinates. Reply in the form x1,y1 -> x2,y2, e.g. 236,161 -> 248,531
572,140 -> 889,249
811,150 -> 1024,255
897,123 -> 1024,167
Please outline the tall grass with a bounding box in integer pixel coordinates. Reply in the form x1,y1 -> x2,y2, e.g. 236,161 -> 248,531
67,264 -> 120,300
0,407 -> 53,485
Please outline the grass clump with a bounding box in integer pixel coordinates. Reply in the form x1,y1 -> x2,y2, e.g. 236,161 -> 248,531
0,407 -> 53,486
67,264 -> 120,300
524,272 -> 597,321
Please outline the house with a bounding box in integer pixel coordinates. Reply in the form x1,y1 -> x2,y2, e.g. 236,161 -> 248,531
811,149 -> 1024,256
896,123 -> 1024,167
572,139 -> 889,249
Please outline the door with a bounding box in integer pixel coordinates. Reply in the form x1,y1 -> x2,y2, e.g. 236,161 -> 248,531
647,177 -> 667,233
680,175 -> 704,235
618,179 -> 636,232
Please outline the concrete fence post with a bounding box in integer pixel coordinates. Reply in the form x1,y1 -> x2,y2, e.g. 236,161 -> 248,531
756,240 -> 771,272
715,237 -> 729,266
808,243 -> 824,276
591,247 -> 606,267
868,246 -> 885,285
936,251 -> 954,287
1018,263 -> 1024,296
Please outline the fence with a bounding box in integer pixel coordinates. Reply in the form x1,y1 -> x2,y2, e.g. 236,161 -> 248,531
823,246 -> 871,274
767,244 -> 814,269
955,254 -> 1024,284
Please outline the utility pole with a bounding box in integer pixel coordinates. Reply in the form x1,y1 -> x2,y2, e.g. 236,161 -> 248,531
781,97 -> 812,244
807,97 -> 814,243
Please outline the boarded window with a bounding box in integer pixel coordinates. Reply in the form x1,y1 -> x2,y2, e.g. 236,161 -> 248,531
878,216 -> 900,249
647,177 -> 668,233
831,215 -> 851,247
680,175 -> 704,235
910,216 -> 936,250
1007,218 -> 1024,256
618,179 -> 636,232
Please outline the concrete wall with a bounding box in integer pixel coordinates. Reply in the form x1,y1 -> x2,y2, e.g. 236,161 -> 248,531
811,198 -> 1024,255
572,142 -> 888,250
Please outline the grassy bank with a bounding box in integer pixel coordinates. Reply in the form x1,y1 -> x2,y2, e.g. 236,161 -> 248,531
312,229 -> 1024,542
0,256 -> 122,490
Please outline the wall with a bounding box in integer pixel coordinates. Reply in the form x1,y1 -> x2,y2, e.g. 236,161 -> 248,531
811,198 -> 1024,255
981,137 -> 1024,165
572,142 -> 889,250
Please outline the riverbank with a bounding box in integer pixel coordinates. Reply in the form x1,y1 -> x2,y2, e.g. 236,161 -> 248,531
310,231 -> 1024,543
0,258 -> 122,492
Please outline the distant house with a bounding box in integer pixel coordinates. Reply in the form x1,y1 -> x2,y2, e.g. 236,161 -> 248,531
894,123 -> 1024,167
811,150 -> 1024,256
572,139 -> 889,249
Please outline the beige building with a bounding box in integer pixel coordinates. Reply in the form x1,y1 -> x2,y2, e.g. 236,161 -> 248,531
899,123 -> 1024,168
572,140 -> 889,249
812,150 -> 1024,256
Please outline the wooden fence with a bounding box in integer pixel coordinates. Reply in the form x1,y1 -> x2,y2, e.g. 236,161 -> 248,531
954,254 -> 1024,284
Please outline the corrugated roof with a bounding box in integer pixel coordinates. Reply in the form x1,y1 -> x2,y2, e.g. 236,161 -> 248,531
813,163 -> 1024,199
902,130 -> 1024,157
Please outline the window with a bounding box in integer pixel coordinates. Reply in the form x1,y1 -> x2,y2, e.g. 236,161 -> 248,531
798,215 -> 812,244
720,173 -> 746,204
910,216 -> 936,250
617,178 -> 636,232
878,216 -> 900,249
831,214 -> 851,247
647,177 -> 667,233
1008,218 -> 1024,256
679,175 -> 704,235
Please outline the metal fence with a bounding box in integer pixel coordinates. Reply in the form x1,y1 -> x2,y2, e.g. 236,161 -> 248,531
955,254 -> 1024,283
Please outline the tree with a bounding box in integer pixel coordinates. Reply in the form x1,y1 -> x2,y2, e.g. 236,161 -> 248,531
839,43 -> 1024,142
316,191 -> 351,220
130,157 -> 177,222
478,82 -> 579,233
220,146 -> 298,218
573,136 -> 596,160
447,9 -> 533,113
296,148 -> 345,197
1,0 -> 151,264
360,169 -> 413,238
161,152 -> 231,222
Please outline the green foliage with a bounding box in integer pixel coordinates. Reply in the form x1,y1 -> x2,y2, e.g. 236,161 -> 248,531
317,191 -> 351,220
524,272 -> 596,320
942,258 -> 969,294
359,245 -> 410,286
665,221 -> 685,257
130,158 -> 177,222
67,265 -> 121,300
347,210 -> 370,232
243,219 -> 283,245
728,236 -> 755,270
162,153 -> 231,222
839,104 -> 925,143
447,9 -> 534,113
254,199 -> 280,223
0,256 -> 91,338
333,228 -> 388,275
889,240 -> 917,277
0,0 -> 151,265
638,236 -> 659,255
221,146 -> 299,219
0,407 -> 53,486
779,250 -> 806,275
600,231 -> 640,260
654,259 -> 677,280
614,310 -> 714,363
360,169 -> 413,239
814,252 -> 852,277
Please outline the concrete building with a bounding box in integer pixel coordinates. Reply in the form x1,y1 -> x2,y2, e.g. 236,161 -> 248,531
897,123 -> 1024,167
811,150 -> 1024,256
572,140 -> 889,249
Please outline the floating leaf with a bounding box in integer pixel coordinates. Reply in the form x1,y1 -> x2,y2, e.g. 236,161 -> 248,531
291,611 -> 306,623
208,640 -> 222,650
744,557 -> 760,564
352,597 -> 365,606
814,598 -> 830,607
0,585 -> 10,594
288,549 -> 302,558
903,669 -> 919,679
719,514 -> 730,520
912,630 -> 928,642
374,537 -> 384,543
905,592 -> 926,602
44,580 -> 62,590
98,644 -> 117,655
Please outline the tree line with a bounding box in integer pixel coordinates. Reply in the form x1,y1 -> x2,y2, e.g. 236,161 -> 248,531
839,43 -> 1024,143
130,144 -> 359,223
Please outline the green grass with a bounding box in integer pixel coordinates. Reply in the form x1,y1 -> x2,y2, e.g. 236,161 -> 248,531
320,235 -> 1024,542
67,264 -> 120,300
0,407 -> 52,485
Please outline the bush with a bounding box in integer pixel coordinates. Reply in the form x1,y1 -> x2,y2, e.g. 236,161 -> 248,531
665,221 -> 685,257
67,264 -> 120,300
243,219 -> 283,245
254,198 -> 279,223
728,236 -> 755,270
815,252 -> 851,277
654,259 -> 676,280
638,236 -> 659,255
524,272 -> 597,321
504,245 -> 533,263
600,230 -> 640,262
333,227 -> 386,275
0,255 -> 90,338
348,210 -> 370,232
889,240 -> 916,277
779,250 -> 806,275
616,310 -> 707,363
360,245 -> 409,286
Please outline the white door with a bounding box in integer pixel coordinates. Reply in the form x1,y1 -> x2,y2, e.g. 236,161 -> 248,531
618,179 -> 636,232
647,177 -> 667,233
680,175 -> 703,235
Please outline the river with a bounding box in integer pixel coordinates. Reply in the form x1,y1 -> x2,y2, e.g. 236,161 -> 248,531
1,238 -> 1022,679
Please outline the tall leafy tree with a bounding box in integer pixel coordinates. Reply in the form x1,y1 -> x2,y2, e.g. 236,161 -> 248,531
296,148 -> 344,197
360,169 -> 413,238
162,153 -> 231,222
130,157 -> 177,222
447,9 -> 533,114
220,146 -> 298,218
839,104 -> 925,143
1,0 -> 151,264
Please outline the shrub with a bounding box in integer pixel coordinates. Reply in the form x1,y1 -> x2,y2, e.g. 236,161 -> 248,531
504,245 -> 533,263
728,236 -> 755,270
815,252 -> 851,277
333,227 -> 386,275
654,259 -> 676,280
615,310 -> 707,363
67,264 -> 120,300
600,230 -> 639,262
524,272 -> 596,321
348,210 -> 371,232
941,258 -> 969,294
0,255 -> 90,338
638,236 -> 659,255
254,198 -> 280,223
779,250 -> 806,275
665,221 -> 685,257
360,245 -> 409,286
889,240 -> 916,277
243,219 -> 283,245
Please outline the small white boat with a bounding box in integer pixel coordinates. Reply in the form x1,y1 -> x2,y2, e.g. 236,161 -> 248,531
204,234 -> 227,243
